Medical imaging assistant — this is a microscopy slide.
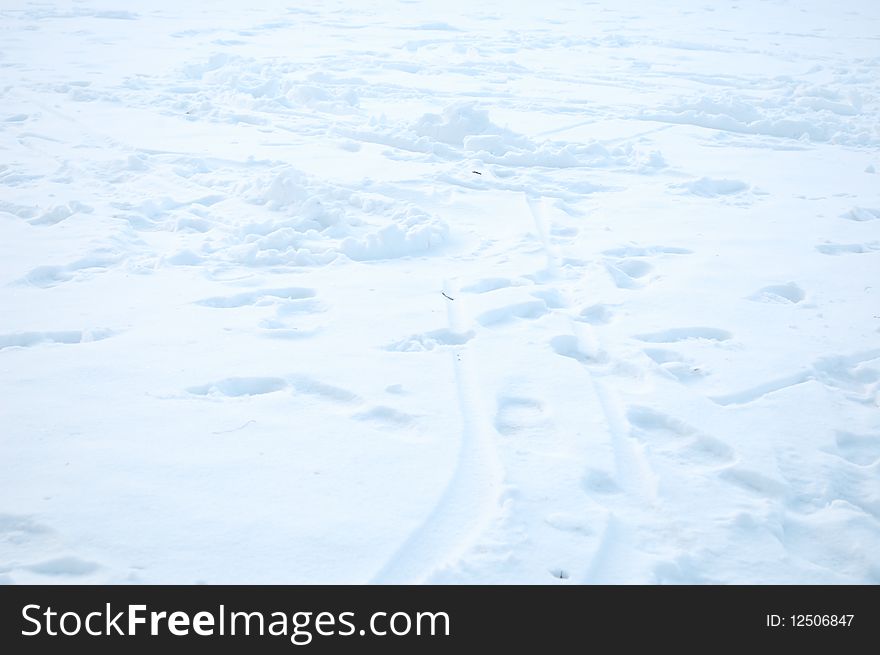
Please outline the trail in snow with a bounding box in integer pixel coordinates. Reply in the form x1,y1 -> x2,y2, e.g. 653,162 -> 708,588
371,280 -> 502,583
1,0 -> 879,584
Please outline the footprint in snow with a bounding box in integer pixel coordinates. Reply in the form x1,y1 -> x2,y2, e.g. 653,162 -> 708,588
581,469 -> 621,495
352,406 -> 415,427
601,245 -> 690,290
550,334 -> 604,364
815,242 -> 880,256
841,207 -> 880,222
604,258 -> 653,289
627,406 -> 735,468
460,277 -> 517,294
635,327 -> 732,343
385,328 -> 474,352
0,329 -> 117,350
747,282 -> 805,304
575,304 -> 614,325
832,431 -> 880,467
187,377 -> 288,397
643,348 -> 708,383
602,245 -> 693,257
476,300 -> 547,327
196,287 -> 316,308
494,396 -> 547,436
25,556 -> 101,577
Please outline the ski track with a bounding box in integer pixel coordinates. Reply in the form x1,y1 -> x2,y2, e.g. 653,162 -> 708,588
524,194 -> 560,277
370,279 -> 502,583
2,0 -> 879,583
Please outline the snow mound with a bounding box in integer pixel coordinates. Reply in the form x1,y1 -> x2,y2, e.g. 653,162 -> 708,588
205,167 -> 451,267
347,101 -> 656,170
682,177 -> 749,197
342,206 -> 449,261
643,88 -> 878,146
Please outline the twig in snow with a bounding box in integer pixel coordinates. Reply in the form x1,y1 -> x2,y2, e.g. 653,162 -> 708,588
212,419 -> 256,435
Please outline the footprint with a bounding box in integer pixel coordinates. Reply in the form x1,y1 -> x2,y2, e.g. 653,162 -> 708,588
628,406 -> 734,467
167,249 -> 204,266
386,328 -> 474,352
461,277 -> 516,294
25,557 -> 100,577
258,324 -> 322,340
0,515 -> 106,582
0,329 -> 117,350
530,288 -> 566,308
602,245 -> 692,257
833,431 -> 880,466
544,512 -> 595,535
748,282 -> 805,304
0,513 -> 52,539
616,256 -> 662,273
710,350 -> 879,406
476,300 -> 547,327
710,371 -> 815,406
605,258 -> 653,289
841,207 -> 880,222
825,465 -> 880,521
677,177 -> 749,197
0,200 -> 38,220
275,298 -> 325,315
627,406 -> 695,436
29,201 -> 94,226
197,287 -> 315,308
643,348 -> 680,365
816,242 -> 880,255
812,350 -> 880,402
20,254 -> 122,288
352,406 -> 415,426
643,348 -> 708,383
581,469 -> 621,495
289,375 -> 359,403
718,467 -> 787,498
172,217 -> 214,234
681,434 -> 735,466
779,505 -> 879,581
22,265 -> 76,288
635,327 -> 732,343
494,396 -> 547,436
31,206 -> 74,227
0,167 -> 43,187
550,335 -> 594,363
576,304 -> 614,325
652,555 -> 715,584
187,377 -> 287,397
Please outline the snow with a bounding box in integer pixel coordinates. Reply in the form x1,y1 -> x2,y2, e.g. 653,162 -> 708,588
1,0 -> 878,584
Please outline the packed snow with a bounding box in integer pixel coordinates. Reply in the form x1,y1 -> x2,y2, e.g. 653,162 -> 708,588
1,0 -> 879,584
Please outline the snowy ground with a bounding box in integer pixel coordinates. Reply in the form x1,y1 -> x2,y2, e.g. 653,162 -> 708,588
1,0 -> 879,584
